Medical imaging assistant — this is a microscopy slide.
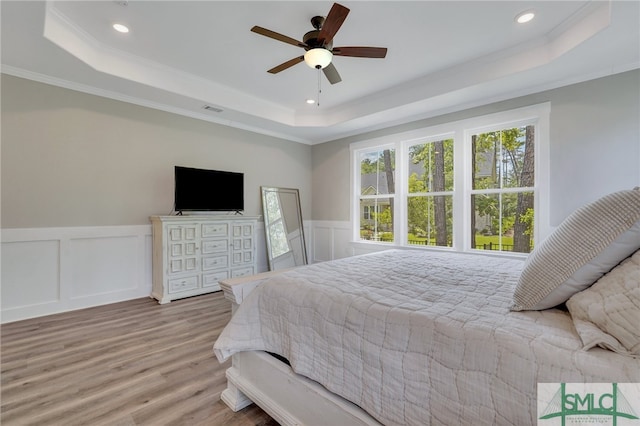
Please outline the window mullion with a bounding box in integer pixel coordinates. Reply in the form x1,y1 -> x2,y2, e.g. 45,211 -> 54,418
455,129 -> 468,252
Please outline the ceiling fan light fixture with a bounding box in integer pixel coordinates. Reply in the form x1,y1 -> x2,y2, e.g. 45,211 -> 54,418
304,48 -> 333,69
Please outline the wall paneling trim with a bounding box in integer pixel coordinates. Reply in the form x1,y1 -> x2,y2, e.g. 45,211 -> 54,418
1,225 -> 153,323
1,220 -> 344,322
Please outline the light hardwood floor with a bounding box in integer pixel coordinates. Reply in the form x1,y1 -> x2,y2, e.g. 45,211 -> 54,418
1,292 -> 278,426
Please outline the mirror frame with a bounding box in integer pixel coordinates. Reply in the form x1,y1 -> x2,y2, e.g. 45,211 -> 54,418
261,187 -> 308,271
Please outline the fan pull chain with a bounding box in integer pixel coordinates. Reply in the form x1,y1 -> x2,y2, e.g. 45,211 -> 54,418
317,66 -> 322,107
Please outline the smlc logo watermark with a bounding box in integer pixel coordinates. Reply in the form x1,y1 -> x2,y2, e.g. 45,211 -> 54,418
538,383 -> 640,426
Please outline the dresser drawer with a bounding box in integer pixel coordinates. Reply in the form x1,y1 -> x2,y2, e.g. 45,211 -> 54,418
202,239 -> 228,254
203,270 -> 229,287
168,276 -> 198,293
231,266 -> 254,278
202,255 -> 229,271
202,223 -> 228,238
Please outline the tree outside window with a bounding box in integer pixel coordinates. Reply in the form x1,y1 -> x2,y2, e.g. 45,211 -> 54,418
471,126 -> 535,253
407,139 -> 454,247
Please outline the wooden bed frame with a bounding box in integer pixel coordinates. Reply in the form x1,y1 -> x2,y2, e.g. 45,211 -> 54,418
218,271 -> 382,426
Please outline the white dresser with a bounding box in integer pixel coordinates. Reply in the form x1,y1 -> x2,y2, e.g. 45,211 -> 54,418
150,215 -> 258,304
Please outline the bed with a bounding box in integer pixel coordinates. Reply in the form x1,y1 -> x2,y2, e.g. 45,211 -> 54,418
213,189 -> 640,425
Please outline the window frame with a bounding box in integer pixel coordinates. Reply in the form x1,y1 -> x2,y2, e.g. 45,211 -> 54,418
350,103 -> 550,256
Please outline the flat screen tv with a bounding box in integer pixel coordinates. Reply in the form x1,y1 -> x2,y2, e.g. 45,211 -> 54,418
174,166 -> 244,212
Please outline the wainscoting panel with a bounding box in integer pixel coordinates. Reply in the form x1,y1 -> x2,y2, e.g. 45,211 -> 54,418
312,226 -> 332,263
1,226 -> 153,323
70,235 -> 142,299
1,239 -> 61,310
0,220 -> 346,323
310,221 -> 352,263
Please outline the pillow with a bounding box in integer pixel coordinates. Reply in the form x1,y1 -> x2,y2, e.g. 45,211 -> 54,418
511,188 -> 640,311
566,249 -> 640,357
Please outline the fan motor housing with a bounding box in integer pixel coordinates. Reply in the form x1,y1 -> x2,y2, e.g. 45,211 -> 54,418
303,30 -> 332,49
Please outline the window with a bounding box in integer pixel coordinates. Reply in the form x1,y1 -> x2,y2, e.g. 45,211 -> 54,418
407,138 -> 454,247
350,104 -> 550,255
470,126 -> 535,253
358,147 -> 395,242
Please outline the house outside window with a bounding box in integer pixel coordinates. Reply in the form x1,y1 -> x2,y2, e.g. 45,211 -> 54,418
350,104 -> 550,255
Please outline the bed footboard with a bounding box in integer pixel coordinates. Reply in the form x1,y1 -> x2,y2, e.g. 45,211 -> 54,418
218,271 -> 381,425
223,351 -> 381,425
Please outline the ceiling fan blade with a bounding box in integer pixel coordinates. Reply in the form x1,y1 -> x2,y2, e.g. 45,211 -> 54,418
267,56 -> 305,74
332,46 -> 388,58
317,3 -> 350,46
251,26 -> 308,49
323,63 -> 342,84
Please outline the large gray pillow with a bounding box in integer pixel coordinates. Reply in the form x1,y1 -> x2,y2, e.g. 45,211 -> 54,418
511,188 -> 640,311
566,249 -> 640,356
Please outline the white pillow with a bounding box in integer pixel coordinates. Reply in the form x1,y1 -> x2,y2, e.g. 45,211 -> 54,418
511,188 -> 640,311
566,249 -> 640,357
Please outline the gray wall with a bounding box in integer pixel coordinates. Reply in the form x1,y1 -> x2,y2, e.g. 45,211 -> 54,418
311,70 -> 640,226
1,75 -> 312,228
3,71 -> 639,230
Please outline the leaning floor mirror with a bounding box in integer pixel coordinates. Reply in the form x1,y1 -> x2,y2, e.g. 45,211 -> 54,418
261,187 -> 308,271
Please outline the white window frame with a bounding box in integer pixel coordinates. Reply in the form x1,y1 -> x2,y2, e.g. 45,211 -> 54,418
350,103 -> 551,256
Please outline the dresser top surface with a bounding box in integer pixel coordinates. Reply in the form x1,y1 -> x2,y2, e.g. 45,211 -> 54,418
150,215 -> 260,223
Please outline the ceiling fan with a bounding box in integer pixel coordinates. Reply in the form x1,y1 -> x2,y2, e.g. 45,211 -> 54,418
251,2 -> 387,85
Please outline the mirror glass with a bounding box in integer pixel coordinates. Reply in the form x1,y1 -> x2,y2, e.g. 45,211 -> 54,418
261,187 -> 307,270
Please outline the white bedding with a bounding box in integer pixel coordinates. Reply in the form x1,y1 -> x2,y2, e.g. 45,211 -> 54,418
214,249 -> 640,425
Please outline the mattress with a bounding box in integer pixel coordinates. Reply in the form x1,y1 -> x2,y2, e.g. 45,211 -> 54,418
214,249 -> 639,425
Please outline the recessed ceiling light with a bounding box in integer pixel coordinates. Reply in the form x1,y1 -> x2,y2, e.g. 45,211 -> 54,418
515,10 -> 535,24
113,23 -> 129,33
306,99 -> 316,105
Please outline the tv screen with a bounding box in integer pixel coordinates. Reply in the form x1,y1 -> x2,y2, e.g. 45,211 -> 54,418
174,166 -> 244,212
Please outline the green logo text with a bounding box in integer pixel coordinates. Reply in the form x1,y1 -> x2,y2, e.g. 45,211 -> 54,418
540,383 -> 639,425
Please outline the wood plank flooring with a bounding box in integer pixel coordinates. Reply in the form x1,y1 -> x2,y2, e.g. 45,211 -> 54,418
1,292 -> 278,426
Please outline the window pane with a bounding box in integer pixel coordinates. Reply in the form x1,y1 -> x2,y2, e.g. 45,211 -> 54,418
408,139 -> 454,193
407,195 -> 452,247
472,133 -> 499,190
360,149 -> 395,195
471,192 -> 534,253
359,198 -> 394,242
472,126 -> 534,190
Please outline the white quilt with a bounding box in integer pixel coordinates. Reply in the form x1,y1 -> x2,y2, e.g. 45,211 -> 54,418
214,249 -> 640,425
